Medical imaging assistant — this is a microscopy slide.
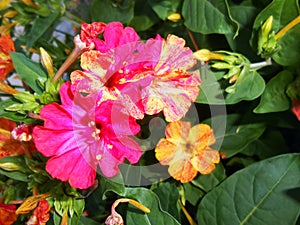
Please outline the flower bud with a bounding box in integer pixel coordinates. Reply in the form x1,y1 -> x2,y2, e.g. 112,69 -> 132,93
40,47 -> 54,77
193,49 -> 225,61
0,162 -> 20,171
13,92 -> 36,103
11,124 -> 33,142
105,212 -> 124,225
16,193 -> 50,215
262,16 -> 273,38
167,13 -> 181,22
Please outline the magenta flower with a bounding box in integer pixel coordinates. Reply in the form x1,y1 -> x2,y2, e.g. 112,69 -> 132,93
33,82 -> 142,189
71,34 -> 200,122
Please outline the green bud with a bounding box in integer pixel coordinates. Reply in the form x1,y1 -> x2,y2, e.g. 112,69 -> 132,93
6,103 -> 24,111
262,16 -> 273,38
22,102 -> 40,112
223,67 -> 241,79
0,162 -> 20,171
225,84 -> 236,94
13,92 -> 36,103
40,92 -> 54,104
211,62 -> 233,70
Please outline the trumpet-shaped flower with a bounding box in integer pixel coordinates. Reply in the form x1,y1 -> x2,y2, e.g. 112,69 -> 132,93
0,118 -> 27,159
33,82 -> 142,189
71,33 -> 200,122
155,121 -> 220,183
0,203 -> 17,225
0,34 -> 15,81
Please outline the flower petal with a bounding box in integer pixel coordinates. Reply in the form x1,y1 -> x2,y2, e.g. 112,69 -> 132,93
169,159 -> 198,183
46,150 -> 96,189
191,148 -> 220,174
188,123 -> 216,151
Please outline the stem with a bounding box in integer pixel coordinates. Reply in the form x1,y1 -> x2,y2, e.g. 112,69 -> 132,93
187,29 -> 199,51
249,58 -> 272,70
52,46 -> 83,82
178,199 -> 198,225
275,15 -> 300,40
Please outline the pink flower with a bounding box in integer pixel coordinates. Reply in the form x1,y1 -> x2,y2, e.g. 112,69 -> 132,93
79,22 -> 106,50
71,34 -> 200,122
292,99 -> 300,120
94,22 -> 140,53
33,82 -> 142,189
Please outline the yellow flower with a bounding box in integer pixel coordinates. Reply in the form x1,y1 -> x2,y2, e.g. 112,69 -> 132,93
0,0 -> 11,10
155,121 -> 220,183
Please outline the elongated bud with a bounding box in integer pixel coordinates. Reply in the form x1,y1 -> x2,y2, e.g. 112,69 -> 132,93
3,10 -> 18,18
167,13 -> 181,22
194,49 -> 225,61
40,47 -> 55,77
22,0 -> 40,9
0,82 -> 19,95
0,162 -> 20,171
16,193 -> 50,214
13,92 -> 35,103
262,16 -> 273,38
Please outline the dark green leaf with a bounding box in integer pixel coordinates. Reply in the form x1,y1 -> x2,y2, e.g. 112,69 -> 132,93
254,70 -> 294,113
152,182 -> 180,221
125,187 -> 181,225
191,163 -> 226,192
225,70 -> 265,104
182,0 -> 235,34
26,12 -> 59,50
197,154 -> 300,225
91,0 -> 134,24
242,129 -> 289,159
196,66 -> 226,105
98,174 -> 125,198
148,0 -> 181,20
10,52 -> 47,95
183,182 -> 205,206
204,114 -> 266,158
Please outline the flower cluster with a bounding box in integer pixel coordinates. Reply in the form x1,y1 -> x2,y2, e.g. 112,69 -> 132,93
32,22 -> 206,189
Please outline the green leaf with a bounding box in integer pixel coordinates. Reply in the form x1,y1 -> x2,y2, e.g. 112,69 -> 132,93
10,52 -> 47,95
91,0 -> 134,24
191,163 -> 226,193
251,0 -> 300,66
204,114 -> 266,158
242,129 -> 289,159
225,70 -> 265,104
182,0 -> 236,34
254,70 -> 294,113
183,182 -> 205,206
129,0 -> 159,31
196,66 -> 226,105
148,0 -> 181,20
152,182 -> 180,221
98,174 -> 125,198
124,187 -> 181,225
197,154 -> 300,225
26,12 -> 59,50
0,98 -> 35,124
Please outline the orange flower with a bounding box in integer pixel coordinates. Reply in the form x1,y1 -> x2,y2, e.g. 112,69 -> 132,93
26,199 -> 51,225
0,203 -> 17,225
0,34 -> 15,81
155,121 -> 220,183
0,118 -> 26,159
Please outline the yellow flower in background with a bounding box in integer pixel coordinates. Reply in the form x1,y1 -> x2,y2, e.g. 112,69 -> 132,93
0,0 -> 11,10
155,121 -> 220,183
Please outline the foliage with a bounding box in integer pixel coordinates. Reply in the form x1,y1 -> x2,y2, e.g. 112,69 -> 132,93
0,0 -> 300,225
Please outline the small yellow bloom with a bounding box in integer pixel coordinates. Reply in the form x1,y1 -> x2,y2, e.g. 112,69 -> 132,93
167,13 -> 181,22
193,49 -> 225,62
0,0 -> 11,10
155,121 -> 220,183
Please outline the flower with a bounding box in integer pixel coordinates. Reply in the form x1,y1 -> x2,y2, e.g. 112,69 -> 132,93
0,118 -> 26,159
155,120 -> 220,183
0,33 -> 15,81
71,33 -> 200,122
33,82 -> 142,189
0,203 -> 17,225
292,99 -> 300,120
26,199 -> 51,225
